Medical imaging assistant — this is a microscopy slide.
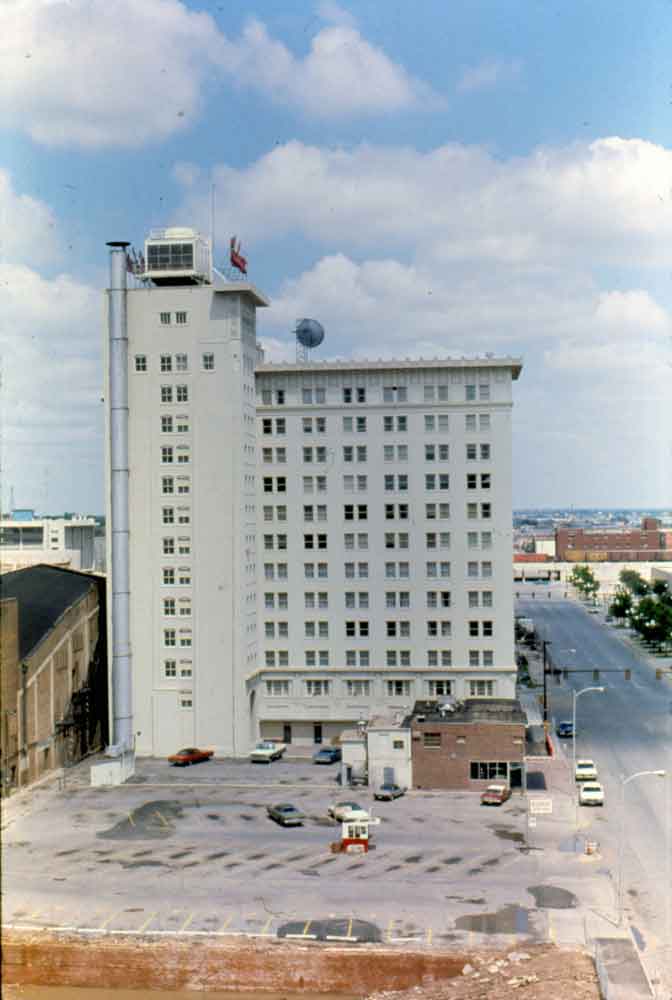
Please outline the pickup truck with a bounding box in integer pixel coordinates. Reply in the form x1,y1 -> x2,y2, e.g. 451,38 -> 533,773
249,740 -> 287,763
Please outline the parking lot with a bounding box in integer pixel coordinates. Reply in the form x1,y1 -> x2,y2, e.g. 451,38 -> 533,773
1,754 -> 615,949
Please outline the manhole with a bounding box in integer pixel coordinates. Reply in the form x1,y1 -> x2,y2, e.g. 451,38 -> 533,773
527,885 -> 577,909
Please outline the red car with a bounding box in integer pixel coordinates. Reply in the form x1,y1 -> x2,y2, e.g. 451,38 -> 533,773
480,783 -> 512,806
168,747 -> 214,767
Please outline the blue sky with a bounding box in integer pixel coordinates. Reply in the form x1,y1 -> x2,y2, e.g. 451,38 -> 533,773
1,0 -> 671,512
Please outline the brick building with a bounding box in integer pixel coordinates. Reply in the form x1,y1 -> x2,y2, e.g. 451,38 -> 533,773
0,565 -> 108,790
555,517 -> 670,562
409,699 -> 526,791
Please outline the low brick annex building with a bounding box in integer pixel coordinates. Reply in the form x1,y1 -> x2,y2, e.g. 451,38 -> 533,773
409,699 -> 526,791
0,564 -> 108,791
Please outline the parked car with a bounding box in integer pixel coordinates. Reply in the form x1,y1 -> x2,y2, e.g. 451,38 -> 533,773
250,740 -> 287,763
374,784 -> 405,801
579,782 -> 604,806
313,747 -> 342,765
167,747 -> 214,767
328,801 -> 368,822
575,759 -> 598,782
556,721 -> 574,738
480,783 -> 512,806
266,803 -> 305,826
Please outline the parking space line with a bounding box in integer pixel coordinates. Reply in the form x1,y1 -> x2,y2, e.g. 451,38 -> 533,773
137,912 -> 157,934
26,909 -> 42,921
98,909 -> 122,931
180,912 -> 195,933
548,914 -> 555,942
154,810 -> 169,827
260,916 -> 273,935
426,927 -> 433,945
386,918 -> 394,942
218,915 -> 233,933
127,812 -> 135,828
302,919 -> 312,937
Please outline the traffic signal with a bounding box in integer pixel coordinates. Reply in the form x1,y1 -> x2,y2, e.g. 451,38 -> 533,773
592,669 -> 600,682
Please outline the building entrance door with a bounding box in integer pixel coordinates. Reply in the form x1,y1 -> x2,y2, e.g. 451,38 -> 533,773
509,762 -> 523,789
314,723 -> 323,745
283,724 -> 292,745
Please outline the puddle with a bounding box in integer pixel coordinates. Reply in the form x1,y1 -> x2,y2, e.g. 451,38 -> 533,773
490,826 -> 525,844
455,904 -> 530,935
263,863 -> 282,870
446,896 -> 485,905
239,814 -> 255,822
169,851 -> 191,860
301,869 -> 320,877
247,853 -> 266,861
346,863 -> 365,871
628,889 -> 639,898
468,868 -> 483,875
385,864 -> 401,872
483,857 -> 501,867
527,885 -> 577,909
122,860 -> 167,869
206,814 -> 221,820
207,851 -> 229,860
404,855 -> 422,863
224,862 -> 241,869
132,850 -> 153,858
55,849 -> 78,857
443,856 -> 462,865
425,866 -> 441,873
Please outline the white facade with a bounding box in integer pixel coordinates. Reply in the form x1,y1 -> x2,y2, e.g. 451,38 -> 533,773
250,358 -> 522,747
110,264 -> 268,756
0,514 -> 96,572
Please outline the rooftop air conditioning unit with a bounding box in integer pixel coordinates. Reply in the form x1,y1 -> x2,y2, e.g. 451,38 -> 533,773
144,227 -> 211,286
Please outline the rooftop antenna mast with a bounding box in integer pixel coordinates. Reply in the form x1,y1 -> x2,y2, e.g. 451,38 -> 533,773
210,178 -> 216,275
295,318 -> 325,363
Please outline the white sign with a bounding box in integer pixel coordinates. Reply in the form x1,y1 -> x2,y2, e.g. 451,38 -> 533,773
529,797 -> 553,815
528,816 -> 537,828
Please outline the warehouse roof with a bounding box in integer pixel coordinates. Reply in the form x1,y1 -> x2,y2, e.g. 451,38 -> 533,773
0,564 -> 96,660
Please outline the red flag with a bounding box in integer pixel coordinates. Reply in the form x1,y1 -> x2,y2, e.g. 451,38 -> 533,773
230,236 -> 247,274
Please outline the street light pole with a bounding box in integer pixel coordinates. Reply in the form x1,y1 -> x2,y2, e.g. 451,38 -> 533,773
542,640 -> 551,728
572,685 -> 605,834
617,769 -> 667,926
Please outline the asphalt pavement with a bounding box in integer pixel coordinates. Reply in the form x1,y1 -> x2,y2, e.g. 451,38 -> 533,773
516,585 -> 672,989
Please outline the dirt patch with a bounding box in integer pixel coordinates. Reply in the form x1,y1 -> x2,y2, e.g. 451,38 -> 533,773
527,886 -> 577,909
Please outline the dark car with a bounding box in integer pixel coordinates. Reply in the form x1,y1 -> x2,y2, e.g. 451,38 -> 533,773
556,721 -> 574,739
313,747 -> 342,765
167,747 -> 214,766
266,803 -> 305,827
374,783 -> 405,801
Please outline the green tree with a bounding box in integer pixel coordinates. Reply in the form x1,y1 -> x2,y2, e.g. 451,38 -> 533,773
609,588 -> 632,622
569,565 -> 600,601
652,579 -> 671,604
619,569 -> 650,597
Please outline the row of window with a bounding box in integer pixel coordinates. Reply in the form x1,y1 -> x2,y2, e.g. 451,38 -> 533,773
262,473 -> 492,493
262,502 -> 491,521
263,414 -> 491,435
259,384 -> 493,406
262,531 -> 492,551
263,590 -> 493,609
135,353 -> 214,373
263,677 -> 496,698
263,648 -> 497,668
264,619 -> 492,639
159,311 -> 188,325
261,444 -> 491,464
263,562 -> 493,581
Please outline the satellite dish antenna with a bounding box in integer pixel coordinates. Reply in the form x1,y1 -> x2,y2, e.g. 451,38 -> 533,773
295,318 -> 325,362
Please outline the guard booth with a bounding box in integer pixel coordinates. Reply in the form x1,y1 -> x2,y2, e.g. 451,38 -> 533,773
330,815 -> 380,854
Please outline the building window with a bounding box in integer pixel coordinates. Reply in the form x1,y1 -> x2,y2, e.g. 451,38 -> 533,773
176,311 -> 187,325
470,761 -> 507,780
163,568 -> 175,585
346,679 -> 370,696
160,354 -> 172,372
161,446 -> 174,464
469,679 -> 496,697
162,507 -> 174,524
160,312 -> 171,325
428,680 -> 452,697
202,352 -> 215,371
175,353 -> 188,371
134,355 -> 147,372
266,680 -> 290,697
386,679 -> 411,697
466,384 -> 476,401
163,628 -> 176,647
180,696 -> 193,710
164,660 -> 177,678
423,732 -> 441,748
163,598 -> 176,616
306,679 -> 330,697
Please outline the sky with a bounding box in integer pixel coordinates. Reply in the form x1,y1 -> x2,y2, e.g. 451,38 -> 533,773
1,0 -> 671,513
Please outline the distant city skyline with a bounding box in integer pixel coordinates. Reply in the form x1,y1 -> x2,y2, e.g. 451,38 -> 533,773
1,1 -> 671,511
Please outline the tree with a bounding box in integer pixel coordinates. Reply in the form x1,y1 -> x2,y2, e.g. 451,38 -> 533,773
619,569 -> 650,597
609,589 -> 632,622
652,579 -> 671,604
569,565 -> 600,601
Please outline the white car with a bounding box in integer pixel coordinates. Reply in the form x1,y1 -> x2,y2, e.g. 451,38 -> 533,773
575,759 -> 598,782
327,801 -> 369,822
249,740 -> 287,763
579,782 -> 604,806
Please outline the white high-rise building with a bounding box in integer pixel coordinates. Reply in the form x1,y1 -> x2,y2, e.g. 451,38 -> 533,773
250,359 -> 522,747
108,229 -> 268,756
109,227 -> 522,756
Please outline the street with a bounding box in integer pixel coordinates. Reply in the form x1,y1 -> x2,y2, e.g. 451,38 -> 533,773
517,587 -> 672,979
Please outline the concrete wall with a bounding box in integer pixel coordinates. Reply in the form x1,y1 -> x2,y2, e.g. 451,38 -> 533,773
367,726 -> 412,789
411,719 -> 525,790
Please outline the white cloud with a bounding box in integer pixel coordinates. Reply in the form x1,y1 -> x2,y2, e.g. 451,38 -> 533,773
0,1 -> 437,148
178,137 -> 672,268
457,59 -> 522,93
217,18 -> 441,118
0,168 -> 58,265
